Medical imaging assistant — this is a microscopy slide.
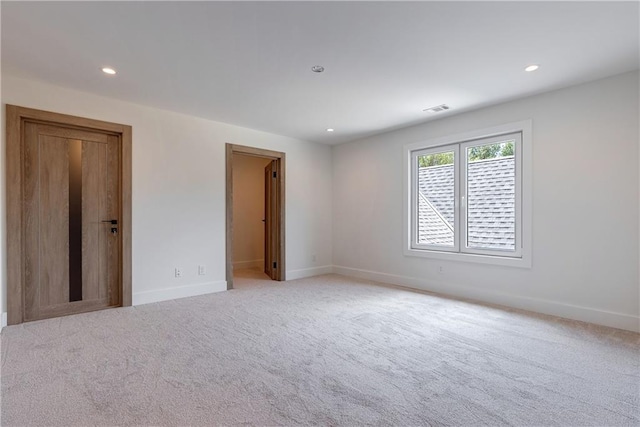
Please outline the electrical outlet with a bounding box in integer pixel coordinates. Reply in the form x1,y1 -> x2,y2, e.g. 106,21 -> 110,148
175,268 -> 182,278
312,254 -> 317,263
198,265 -> 206,275
438,265 -> 444,274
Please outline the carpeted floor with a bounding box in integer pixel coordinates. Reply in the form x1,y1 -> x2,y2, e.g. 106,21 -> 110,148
1,272 -> 639,426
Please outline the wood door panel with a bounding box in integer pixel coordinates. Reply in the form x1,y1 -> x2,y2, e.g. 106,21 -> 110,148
264,164 -> 272,276
264,160 -> 279,280
23,122 -> 41,321
39,135 -> 71,308
21,122 -> 120,321
82,140 -> 108,302
7,105 -> 132,325
38,298 -> 116,319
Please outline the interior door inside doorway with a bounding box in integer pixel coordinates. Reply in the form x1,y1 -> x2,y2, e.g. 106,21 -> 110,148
264,160 -> 278,279
22,122 -> 121,322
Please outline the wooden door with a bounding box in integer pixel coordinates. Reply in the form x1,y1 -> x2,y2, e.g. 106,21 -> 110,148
264,160 -> 278,279
22,122 -> 121,321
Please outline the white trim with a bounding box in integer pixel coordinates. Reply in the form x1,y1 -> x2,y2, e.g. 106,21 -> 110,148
403,120 -> 532,268
1,312 -> 7,328
333,265 -> 639,333
286,265 -> 333,281
132,281 -> 227,306
233,259 -> 264,270
401,248 -> 531,268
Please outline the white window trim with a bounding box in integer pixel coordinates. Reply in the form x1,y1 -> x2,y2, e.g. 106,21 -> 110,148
460,132 -> 522,258
403,120 -> 532,268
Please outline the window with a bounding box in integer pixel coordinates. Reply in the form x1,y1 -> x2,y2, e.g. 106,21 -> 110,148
404,121 -> 531,267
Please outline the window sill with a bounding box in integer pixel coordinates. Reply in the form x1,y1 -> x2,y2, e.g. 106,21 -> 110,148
404,247 -> 531,268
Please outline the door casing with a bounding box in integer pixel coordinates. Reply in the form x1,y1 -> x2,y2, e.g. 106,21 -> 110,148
226,144 -> 285,289
6,105 -> 132,325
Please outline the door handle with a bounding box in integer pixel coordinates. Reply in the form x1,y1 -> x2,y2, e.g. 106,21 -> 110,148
102,220 -> 118,234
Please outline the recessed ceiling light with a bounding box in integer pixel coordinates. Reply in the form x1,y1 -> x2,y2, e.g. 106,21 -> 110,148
326,128 -> 334,132
311,65 -> 325,73
102,67 -> 116,75
525,64 -> 539,72
423,104 -> 450,113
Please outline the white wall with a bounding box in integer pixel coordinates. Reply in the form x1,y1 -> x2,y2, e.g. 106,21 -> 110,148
232,154 -> 271,269
1,75 -> 333,316
332,71 -> 640,332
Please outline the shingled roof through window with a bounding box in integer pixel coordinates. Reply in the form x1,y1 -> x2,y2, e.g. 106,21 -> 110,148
418,156 -> 515,250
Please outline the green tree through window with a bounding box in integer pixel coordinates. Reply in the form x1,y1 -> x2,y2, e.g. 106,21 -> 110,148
468,141 -> 514,162
418,152 -> 453,167
418,141 -> 514,168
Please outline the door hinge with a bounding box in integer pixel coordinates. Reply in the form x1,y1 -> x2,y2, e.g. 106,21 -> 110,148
272,171 -> 277,178
273,262 -> 277,269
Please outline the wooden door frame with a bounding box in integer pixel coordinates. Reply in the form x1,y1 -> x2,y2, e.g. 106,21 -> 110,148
6,105 -> 132,325
226,143 -> 285,289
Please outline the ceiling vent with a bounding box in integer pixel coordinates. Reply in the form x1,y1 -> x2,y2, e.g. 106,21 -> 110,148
423,104 -> 450,113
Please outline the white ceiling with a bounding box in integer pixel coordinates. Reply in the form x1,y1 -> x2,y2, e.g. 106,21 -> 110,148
2,1 -> 639,145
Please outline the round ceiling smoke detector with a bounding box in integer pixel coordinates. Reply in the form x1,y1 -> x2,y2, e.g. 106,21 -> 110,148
311,65 -> 325,73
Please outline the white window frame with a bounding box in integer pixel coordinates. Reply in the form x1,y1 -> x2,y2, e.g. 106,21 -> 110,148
460,132 -> 522,258
403,120 -> 532,268
411,145 -> 460,253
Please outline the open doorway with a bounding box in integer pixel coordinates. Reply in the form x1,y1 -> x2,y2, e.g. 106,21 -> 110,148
232,154 -> 271,286
226,144 -> 285,289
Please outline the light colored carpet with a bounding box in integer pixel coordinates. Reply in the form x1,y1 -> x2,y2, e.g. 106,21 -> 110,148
1,272 -> 639,426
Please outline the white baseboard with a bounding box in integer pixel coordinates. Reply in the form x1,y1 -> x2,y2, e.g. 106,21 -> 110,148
333,265 -> 640,333
133,281 -> 227,306
1,312 -> 7,328
233,259 -> 263,270
287,265 -> 334,281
